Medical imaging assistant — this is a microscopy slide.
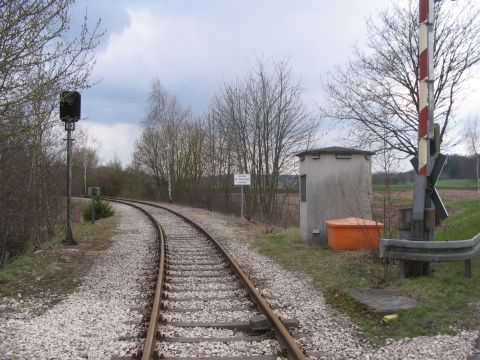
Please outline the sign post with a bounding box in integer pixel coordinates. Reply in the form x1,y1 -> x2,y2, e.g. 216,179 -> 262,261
87,187 -> 100,224
234,174 -> 251,218
241,186 -> 244,218
60,91 -> 81,245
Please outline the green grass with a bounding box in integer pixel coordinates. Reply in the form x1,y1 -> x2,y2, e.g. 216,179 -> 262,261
255,231 -> 393,289
254,199 -> 480,343
0,232 -> 62,285
0,208 -> 117,302
0,221 -> 88,286
81,199 -> 114,222
373,182 -> 414,189
0,255 -> 41,284
436,199 -> 480,240
373,178 -> 477,190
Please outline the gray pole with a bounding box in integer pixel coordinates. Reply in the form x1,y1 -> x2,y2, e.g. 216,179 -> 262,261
240,185 -> 244,218
60,90 -> 80,245
64,123 -> 76,244
84,160 -> 87,195
477,156 -> 479,194
425,0 -> 435,244
91,195 -> 95,224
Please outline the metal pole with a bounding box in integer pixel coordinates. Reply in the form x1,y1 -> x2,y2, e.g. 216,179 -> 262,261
425,0 -> 436,244
477,156 -> 479,194
240,185 -> 244,218
413,0 -> 434,236
64,122 -> 76,244
408,0 -> 435,275
91,195 -> 95,224
84,160 -> 87,195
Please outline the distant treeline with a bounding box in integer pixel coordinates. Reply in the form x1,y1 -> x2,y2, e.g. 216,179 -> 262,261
70,61 -> 314,228
372,154 -> 477,185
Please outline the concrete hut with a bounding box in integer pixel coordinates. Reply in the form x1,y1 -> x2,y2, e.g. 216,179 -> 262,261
296,146 -> 375,245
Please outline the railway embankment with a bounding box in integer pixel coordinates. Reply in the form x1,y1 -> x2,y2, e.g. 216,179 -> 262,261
0,202 -> 157,359
0,198 -> 478,359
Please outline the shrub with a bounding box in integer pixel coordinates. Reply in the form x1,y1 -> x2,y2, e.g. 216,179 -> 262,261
82,199 -> 114,222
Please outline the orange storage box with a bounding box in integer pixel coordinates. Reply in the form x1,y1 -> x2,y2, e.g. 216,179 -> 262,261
325,217 -> 383,250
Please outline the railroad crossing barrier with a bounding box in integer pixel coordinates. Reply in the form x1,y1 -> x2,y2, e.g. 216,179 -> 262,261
380,232 -> 480,278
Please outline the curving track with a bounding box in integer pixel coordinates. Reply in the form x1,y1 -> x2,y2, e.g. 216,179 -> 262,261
107,198 -> 305,360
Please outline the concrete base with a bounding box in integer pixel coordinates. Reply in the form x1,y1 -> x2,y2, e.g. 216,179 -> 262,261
348,288 -> 421,313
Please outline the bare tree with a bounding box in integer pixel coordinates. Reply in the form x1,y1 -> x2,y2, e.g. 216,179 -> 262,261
208,60 -> 316,219
202,101 -> 236,211
133,79 -> 205,203
465,117 -> 480,194
133,126 -> 166,194
323,0 -> 480,157
72,131 -> 100,195
1,0 -> 103,125
134,63 -> 315,220
0,0 -> 103,266
374,141 -> 401,237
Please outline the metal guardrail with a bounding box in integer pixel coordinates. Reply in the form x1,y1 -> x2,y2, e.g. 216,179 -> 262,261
380,232 -> 480,278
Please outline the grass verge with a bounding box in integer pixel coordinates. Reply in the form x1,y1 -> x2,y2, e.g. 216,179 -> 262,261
0,200 -> 117,314
253,199 -> 480,343
373,178 -> 477,190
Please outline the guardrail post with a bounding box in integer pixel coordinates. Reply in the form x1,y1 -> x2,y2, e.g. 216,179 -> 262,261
465,260 -> 472,278
381,236 -> 480,279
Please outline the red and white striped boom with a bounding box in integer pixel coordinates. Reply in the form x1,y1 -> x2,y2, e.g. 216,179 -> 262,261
418,0 -> 434,176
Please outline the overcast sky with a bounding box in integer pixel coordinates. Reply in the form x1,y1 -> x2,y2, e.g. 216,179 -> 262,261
71,0 -> 480,166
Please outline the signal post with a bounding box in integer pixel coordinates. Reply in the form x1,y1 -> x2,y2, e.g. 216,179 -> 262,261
60,91 -> 81,245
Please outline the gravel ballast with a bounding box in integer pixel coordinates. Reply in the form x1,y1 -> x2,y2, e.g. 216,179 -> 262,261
1,200 -> 478,359
162,203 -> 480,360
0,203 -> 157,359
144,205 -> 284,358
157,339 -> 281,358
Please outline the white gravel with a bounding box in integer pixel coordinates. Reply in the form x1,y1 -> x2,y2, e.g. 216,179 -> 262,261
140,205 -> 285,358
0,202 -> 157,359
7,199 -> 474,359
166,274 -> 238,285
163,298 -> 251,311
167,269 -> 232,277
166,282 -> 240,291
162,203 -> 480,360
159,324 -> 252,338
157,339 -> 281,357
163,308 -> 258,322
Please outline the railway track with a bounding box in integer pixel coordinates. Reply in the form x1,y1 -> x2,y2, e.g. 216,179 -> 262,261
108,198 -> 305,360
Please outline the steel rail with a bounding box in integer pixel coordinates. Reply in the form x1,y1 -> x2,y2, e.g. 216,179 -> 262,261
104,198 -> 165,360
109,197 -> 306,360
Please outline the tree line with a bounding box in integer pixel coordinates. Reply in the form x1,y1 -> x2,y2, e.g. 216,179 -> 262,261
2,0 -> 479,267
131,60 -> 316,221
75,0 -> 480,222
372,154 -> 479,185
0,0 -> 102,266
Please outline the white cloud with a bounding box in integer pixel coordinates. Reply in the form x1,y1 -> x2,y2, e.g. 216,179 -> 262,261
89,0 -> 392,117
77,0 -> 480,166
94,8 -> 209,89
80,121 -> 142,166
